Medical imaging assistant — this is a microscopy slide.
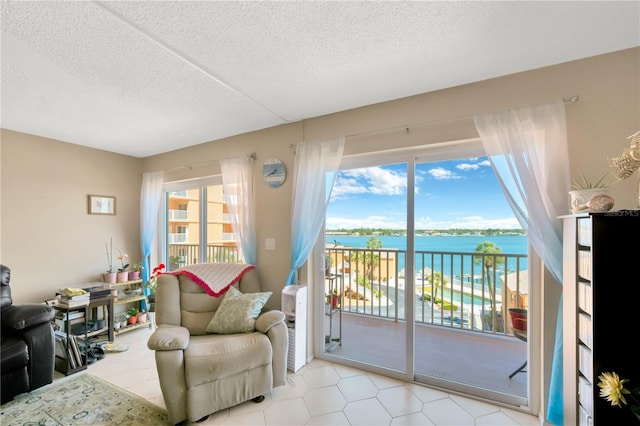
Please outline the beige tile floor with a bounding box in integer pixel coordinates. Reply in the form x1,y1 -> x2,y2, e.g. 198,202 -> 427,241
71,327 -> 540,425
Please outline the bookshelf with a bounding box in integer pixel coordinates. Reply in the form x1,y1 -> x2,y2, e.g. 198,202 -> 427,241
53,305 -> 88,375
562,212 -> 640,424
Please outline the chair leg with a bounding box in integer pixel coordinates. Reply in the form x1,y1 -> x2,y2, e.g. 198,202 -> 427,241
509,361 -> 527,379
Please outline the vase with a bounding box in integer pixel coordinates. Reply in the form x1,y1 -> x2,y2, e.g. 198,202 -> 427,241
331,295 -> 340,309
103,272 -> 117,284
117,272 -> 129,283
137,312 -> 148,323
568,189 -> 608,214
128,270 -> 141,281
127,315 -> 138,325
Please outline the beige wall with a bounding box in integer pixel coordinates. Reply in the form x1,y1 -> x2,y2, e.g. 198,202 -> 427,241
2,47 -> 638,422
142,47 -> 639,291
0,130 -> 142,303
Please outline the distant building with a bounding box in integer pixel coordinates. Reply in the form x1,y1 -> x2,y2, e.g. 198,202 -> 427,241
167,187 -> 237,264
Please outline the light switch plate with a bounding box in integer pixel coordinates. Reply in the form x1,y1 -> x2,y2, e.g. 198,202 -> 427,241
265,238 -> 275,251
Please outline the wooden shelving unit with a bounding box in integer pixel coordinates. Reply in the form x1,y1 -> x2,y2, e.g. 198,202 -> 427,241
115,320 -> 151,335
111,279 -> 151,334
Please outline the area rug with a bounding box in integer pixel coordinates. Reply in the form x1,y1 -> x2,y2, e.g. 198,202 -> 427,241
0,373 -> 169,425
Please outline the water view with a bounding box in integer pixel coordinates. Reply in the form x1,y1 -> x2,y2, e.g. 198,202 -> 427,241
326,233 -> 529,273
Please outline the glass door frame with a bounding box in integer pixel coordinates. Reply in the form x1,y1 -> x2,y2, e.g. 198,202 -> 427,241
313,140 -> 536,410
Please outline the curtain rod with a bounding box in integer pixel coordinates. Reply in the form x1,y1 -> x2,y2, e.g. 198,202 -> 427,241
343,95 -> 580,141
163,152 -> 256,173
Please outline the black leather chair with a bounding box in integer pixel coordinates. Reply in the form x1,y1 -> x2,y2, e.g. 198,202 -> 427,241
1,264 -> 56,404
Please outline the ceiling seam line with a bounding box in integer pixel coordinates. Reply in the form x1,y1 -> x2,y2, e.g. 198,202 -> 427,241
90,1 -> 290,124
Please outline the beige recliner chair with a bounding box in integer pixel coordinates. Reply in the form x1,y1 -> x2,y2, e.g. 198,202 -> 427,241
147,266 -> 288,425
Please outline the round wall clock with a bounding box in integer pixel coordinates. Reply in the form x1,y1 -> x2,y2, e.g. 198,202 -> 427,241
262,158 -> 286,188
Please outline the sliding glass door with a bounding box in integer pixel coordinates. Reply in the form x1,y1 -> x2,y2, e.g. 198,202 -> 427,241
412,157 -> 528,406
321,143 -> 530,407
323,162 -> 408,373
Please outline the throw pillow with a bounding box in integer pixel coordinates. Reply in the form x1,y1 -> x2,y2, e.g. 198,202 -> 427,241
206,286 -> 272,334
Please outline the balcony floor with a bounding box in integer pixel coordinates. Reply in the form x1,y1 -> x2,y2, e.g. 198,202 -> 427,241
325,312 -> 527,400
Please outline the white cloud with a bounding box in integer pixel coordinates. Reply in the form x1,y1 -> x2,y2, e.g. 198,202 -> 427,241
332,166 -> 407,199
456,163 -> 479,171
428,167 -> 460,180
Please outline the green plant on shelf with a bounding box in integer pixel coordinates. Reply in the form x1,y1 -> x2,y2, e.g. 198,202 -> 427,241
571,173 -> 612,190
126,307 -> 139,317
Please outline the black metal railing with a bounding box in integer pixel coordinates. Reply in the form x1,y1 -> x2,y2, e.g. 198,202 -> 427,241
325,247 -> 527,337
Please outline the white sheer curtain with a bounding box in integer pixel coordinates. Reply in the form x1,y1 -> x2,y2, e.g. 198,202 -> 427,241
140,171 -> 165,284
221,154 -> 256,265
287,138 -> 344,285
473,100 -> 569,425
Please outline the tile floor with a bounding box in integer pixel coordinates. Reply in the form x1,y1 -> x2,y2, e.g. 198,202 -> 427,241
71,327 -> 540,425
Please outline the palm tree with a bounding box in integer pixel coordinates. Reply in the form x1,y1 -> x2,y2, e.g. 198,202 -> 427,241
350,236 -> 382,279
473,241 -> 505,331
349,237 -> 382,298
427,271 -> 447,301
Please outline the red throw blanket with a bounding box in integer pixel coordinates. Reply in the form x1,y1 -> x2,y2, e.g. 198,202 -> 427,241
166,263 -> 255,297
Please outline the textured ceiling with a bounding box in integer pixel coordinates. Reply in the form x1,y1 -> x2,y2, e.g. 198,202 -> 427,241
1,1 -> 639,157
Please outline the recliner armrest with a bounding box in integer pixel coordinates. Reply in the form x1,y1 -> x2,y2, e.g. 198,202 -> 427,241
147,324 -> 190,351
255,310 -> 285,334
1,304 -> 55,331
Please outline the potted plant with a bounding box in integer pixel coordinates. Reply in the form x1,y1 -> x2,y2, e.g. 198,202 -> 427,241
119,315 -> 128,329
129,261 -> 142,281
116,250 -> 130,283
103,238 -> 117,284
168,255 -> 181,271
126,307 -> 139,324
144,263 -> 166,305
569,173 -> 614,213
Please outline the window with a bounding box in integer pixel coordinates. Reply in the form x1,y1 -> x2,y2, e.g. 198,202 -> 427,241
162,177 -> 241,268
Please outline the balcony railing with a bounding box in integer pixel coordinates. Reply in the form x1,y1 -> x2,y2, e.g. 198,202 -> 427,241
169,209 -> 188,220
166,244 -> 526,339
167,244 -> 241,265
326,247 -> 527,337
168,233 -> 187,243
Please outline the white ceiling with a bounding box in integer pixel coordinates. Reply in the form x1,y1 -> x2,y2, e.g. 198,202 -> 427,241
1,1 -> 639,158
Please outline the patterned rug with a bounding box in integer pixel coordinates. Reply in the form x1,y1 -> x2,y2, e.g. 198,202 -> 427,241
0,373 -> 169,425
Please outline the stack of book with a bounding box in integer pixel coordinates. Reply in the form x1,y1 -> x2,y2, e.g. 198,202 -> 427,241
53,309 -> 85,333
54,288 -> 90,308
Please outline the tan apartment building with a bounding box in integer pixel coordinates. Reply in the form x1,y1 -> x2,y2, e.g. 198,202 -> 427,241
167,186 -> 237,265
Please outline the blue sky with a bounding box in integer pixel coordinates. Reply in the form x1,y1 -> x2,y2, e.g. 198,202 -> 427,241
327,157 -> 521,230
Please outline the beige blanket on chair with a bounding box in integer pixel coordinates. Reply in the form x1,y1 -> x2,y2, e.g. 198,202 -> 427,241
167,263 -> 255,297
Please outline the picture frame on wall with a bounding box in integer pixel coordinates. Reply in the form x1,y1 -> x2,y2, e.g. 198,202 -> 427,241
88,195 -> 116,215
